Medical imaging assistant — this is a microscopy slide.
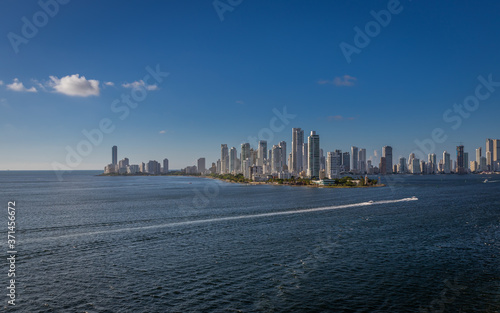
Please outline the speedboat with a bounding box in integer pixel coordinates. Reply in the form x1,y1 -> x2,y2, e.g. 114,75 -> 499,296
484,179 -> 488,183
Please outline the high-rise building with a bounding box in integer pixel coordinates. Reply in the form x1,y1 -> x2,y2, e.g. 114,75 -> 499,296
302,143 -> 308,172
112,146 -> 118,165
241,143 -> 250,166
351,146 -> 358,172
470,161 -> 478,172
307,131 -> 320,178
486,139 -> 494,170
118,158 -> 129,169
486,151 -> 492,171
464,152 -> 469,170
398,157 -> 407,173
229,147 -> 237,174
476,147 -> 482,170
379,156 -> 386,175
494,140 -> 500,163
279,141 -> 287,167
146,160 -> 160,175
428,153 -> 436,174
342,152 -> 350,172
221,144 -> 229,174
456,145 -> 465,174
358,148 -> 366,174
163,158 -> 169,174
271,145 -> 282,173
480,156 -> 487,172
257,140 -> 267,167
443,151 -> 451,174
326,151 -> 342,179
197,158 -> 205,174
291,128 -> 304,174
382,146 -> 393,174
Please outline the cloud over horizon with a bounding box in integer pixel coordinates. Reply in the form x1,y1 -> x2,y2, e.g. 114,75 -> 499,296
6,78 -> 37,93
318,75 -> 357,87
49,74 -> 100,97
122,80 -> 158,91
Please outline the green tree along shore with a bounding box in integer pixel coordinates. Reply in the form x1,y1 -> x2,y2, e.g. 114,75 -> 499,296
99,172 -> 379,188
208,174 -> 379,187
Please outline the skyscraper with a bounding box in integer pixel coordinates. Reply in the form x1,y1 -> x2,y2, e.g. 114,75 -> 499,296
221,144 -> 229,174
241,143 -> 250,166
379,156 -> 386,175
197,158 -> 205,174
307,131 -> 320,178
291,128 -> 304,174
279,141 -> 287,167
382,146 -> 393,174
163,158 -> 169,174
326,151 -> 342,179
476,147 -> 482,171
351,146 -> 358,173
427,153 -> 436,174
302,143 -> 308,172
229,147 -> 237,174
443,151 -> 451,174
456,145 -> 465,174
494,139 -> 500,169
271,145 -> 282,173
358,148 -> 366,174
486,139 -> 494,170
342,152 -> 350,172
398,157 -> 407,173
464,152 -> 469,170
112,145 -> 117,165
257,140 -> 267,167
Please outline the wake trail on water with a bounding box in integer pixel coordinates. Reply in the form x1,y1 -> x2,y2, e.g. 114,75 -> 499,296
29,197 -> 418,242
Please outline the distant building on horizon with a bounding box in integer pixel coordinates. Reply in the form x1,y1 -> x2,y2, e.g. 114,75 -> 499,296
307,131 -> 320,178
163,158 -> 169,174
291,128 -> 304,174
112,146 -> 117,165
197,157 -> 205,174
382,146 -> 393,174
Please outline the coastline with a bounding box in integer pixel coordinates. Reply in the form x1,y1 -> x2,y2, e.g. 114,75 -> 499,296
98,173 -> 385,188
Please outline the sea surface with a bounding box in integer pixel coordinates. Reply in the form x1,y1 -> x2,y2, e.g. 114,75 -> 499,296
1,171 -> 499,312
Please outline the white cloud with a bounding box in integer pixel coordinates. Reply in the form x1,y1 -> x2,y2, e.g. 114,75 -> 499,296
159,130 -> 167,134
0,80 -> 3,85
6,78 -> 37,93
318,75 -> 357,87
49,74 -> 100,97
122,80 -> 158,91
104,81 -> 114,86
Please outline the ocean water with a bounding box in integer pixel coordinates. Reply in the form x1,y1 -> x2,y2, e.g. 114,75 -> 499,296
1,171 -> 499,312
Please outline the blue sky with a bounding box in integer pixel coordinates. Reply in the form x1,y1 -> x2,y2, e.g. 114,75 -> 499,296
1,0 -> 500,170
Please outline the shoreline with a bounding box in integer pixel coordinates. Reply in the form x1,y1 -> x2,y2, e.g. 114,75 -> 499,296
98,174 -> 385,188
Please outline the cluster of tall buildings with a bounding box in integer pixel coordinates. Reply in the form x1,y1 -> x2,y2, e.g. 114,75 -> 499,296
104,136 -> 500,179
213,128 -> 392,181
104,146 -> 170,175
211,130 -> 500,181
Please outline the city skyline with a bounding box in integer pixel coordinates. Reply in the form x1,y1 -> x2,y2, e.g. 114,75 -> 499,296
105,128 -> 500,178
2,1 -> 500,170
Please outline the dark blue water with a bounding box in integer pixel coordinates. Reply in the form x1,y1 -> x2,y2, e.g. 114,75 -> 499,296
1,171 -> 499,312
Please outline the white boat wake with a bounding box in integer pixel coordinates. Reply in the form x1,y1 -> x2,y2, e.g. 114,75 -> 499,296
29,197 -> 418,242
